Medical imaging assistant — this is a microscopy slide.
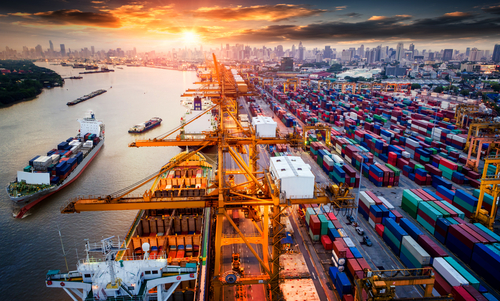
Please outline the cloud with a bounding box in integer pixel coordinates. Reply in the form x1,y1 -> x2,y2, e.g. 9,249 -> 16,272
91,0 -> 104,3
218,13 -> 500,43
343,12 -> 362,18
335,6 -> 347,11
190,4 -> 327,22
482,5 -> 500,14
12,9 -> 121,27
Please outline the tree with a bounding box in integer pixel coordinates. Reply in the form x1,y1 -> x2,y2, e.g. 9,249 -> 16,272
411,83 -> 421,89
460,89 -> 470,96
492,83 -> 500,92
433,86 -> 444,93
327,64 -> 343,72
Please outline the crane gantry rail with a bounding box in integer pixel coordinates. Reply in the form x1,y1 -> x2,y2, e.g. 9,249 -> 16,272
61,54 -> 356,301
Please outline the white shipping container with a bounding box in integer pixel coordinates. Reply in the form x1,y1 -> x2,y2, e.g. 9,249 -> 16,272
378,196 -> 395,210
368,217 -> 376,229
50,154 -> 60,162
252,116 -> 277,138
402,236 -> 431,265
338,228 -> 348,237
359,191 -> 375,208
332,250 -> 346,265
402,151 -> 411,159
332,154 -> 344,166
432,257 -> 468,287
324,156 -> 334,166
343,237 -> 355,248
269,156 -> 314,199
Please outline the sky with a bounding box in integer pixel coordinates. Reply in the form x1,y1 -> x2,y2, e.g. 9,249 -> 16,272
1,0 -> 500,52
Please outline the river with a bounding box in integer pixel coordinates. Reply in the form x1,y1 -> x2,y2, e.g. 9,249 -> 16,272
0,62 -> 200,300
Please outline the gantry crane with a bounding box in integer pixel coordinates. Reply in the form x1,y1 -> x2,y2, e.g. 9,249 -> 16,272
61,54 -> 356,301
354,268 -> 453,301
466,136 -> 500,172
473,155 -> 500,230
464,123 -> 500,152
284,78 -> 299,93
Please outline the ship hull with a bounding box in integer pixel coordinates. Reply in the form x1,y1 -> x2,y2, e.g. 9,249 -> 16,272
10,139 -> 104,218
128,121 -> 161,133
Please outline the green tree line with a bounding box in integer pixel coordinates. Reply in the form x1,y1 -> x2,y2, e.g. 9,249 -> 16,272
0,60 -> 63,106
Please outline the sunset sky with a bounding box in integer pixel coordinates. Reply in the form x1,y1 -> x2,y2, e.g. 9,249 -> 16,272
1,0 -> 500,51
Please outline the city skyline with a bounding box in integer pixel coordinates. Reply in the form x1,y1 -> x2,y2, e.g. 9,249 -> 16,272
1,0 -> 500,51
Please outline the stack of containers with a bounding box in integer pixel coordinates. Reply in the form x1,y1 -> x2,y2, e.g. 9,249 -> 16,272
328,267 -> 353,300
453,190 -> 479,219
382,219 -> 408,256
439,158 -> 458,180
417,201 -> 443,235
446,224 -> 480,264
308,214 -> 321,241
400,236 -> 431,268
401,190 -> 422,218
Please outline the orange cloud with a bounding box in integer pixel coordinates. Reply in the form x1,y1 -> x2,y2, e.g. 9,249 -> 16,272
443,11 -> 471,17
190,4 -> 327,22
368,16 -> 387,21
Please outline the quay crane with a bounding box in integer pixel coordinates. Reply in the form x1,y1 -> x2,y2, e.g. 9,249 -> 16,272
61,54 -> 356,300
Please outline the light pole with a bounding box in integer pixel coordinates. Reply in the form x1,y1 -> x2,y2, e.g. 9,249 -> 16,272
353,151 -> 368,224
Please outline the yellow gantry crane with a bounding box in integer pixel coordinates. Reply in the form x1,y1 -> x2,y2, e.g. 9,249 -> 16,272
473,155 -> 500,230
354,268 -> 453,301
61,54 -> 356,301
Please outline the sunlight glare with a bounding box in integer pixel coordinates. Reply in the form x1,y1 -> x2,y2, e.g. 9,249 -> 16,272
182,31 -> 199,44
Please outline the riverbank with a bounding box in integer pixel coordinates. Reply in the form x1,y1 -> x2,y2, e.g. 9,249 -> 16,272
0,60 -> 64,107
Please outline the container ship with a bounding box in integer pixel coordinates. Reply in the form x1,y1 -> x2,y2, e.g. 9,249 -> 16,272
179,96 -> 217,150
67,89 -> 106,106
6,111 -> 105,218
128,117 -> 162,133
45,151 -> 213,301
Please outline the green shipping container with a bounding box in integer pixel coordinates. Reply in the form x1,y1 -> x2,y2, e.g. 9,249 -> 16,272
418,202 -> 443,221
428,202 -> 450,218
416,215 -> 435,235
440,201 -> 465,219
444,257 -> 479,289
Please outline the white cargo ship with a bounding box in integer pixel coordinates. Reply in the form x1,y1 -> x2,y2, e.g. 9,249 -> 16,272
6,111 -> 105,218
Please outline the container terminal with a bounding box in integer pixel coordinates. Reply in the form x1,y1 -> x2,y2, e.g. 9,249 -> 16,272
47,55 -> 500,301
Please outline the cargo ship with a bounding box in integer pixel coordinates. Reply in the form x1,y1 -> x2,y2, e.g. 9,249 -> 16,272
128,117 -> 162,133
6,111 -> 105,218
179,96 -> 217,150
67,89 -> 106,106
45,151 -> 213,300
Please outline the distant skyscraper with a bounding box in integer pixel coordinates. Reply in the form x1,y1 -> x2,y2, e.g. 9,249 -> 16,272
276,45 -> 284,57
49,40 -> 53,52
466,47 -> 471,57
408,43 -> 414,60
324,46 -> 333,59
91,46 -> 95,56
469,48 -> 479,61
341,50 -> 353,61
60,44 -> 66,57
443,49 -> 453,61
280,57 -> 294,71
35,44 -> 42,57
359,45 -> 365,58
298,41 -> 305,61
492,44 -> 500,63
396,42 -> 404,61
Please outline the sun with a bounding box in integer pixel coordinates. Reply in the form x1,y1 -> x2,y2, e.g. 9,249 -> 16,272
182,31 -> 200,44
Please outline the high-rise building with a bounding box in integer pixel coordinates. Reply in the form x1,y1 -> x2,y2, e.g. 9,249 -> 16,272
276,45 -> 284,58
91,46 -> 95,56
341,50 -> 353,61
358,45 -> 365,58
298,41 -> 304,61
469,48 -> 480,61
396,42 -> 404,61
466,47 -> 471,57
493,44 -> 500,63
408,43 -> 414,60
60,44 -> 66,57
443,49 -> 453,61
324,46 -> 333,59
49,40 -> 53,52
428,52 -> 435,60
35,45 -> 42,57
280,57 -> 293,71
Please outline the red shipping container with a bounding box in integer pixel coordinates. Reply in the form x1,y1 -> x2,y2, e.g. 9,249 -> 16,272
327,212 -> 337,221
333,220 -> 343,229
466,224 -> 497,243
309,215 -> 321,230
333,241 -> 346,258
366,191 -> 383,205
440,158 -> 458,170
462,285 -> 488,301
390,210 -> 402,223
375,224 -> 384,237
356,258 -> 371,275
453,217 -> 466,224
347,258 -> 362,278
342,294 -> 354,301
417,235 -> 448,257
448,225 -> 479,250
434,270 -> 452,295
451,286 -> 475,301
417,208 -> 437,227
321,235 -> 333,250
345,248 -> 354,259
434,201 -> 457,217
459,224 -> 488,244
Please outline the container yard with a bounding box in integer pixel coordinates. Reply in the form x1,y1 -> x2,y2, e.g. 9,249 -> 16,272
53,56 -> 500,301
